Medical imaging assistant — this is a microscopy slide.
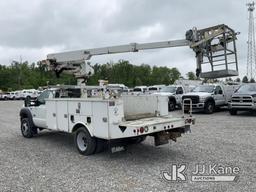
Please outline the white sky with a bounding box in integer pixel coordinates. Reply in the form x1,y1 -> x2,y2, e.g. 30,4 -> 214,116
0,0 -> 251,78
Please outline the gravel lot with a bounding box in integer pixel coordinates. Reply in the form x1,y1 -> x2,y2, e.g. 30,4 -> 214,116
0,101 -> 255,192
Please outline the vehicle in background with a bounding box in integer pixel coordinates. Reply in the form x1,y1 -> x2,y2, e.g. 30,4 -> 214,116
20,89 -> 38,100
228,83 -> 256,115
148,85 -> 165,93
174,79 -> 203,92
106,84 -> 129,93
182,84 -> 238,114
1,92 -> 10,100
133,86 -> 148,94
153,85 -> 186,111
9,92 -> 16,100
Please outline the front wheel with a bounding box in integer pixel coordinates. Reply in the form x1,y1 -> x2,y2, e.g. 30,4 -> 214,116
204,101 -> 215,114
21,118 -> 37,138
75,127 -> 96,155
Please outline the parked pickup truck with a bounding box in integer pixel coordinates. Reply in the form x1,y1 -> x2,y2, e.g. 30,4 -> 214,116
19,86 -> 194,155
182,84 -> 238,114
153,85 -> 186,111
228,83 -> 256,115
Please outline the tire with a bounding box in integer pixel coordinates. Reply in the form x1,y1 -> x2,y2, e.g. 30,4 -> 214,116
21,118 -> 37,138
168,99 -> 176,111
204,101 -> 215,114
75,127 -> 96,155
229,109 -> 237,115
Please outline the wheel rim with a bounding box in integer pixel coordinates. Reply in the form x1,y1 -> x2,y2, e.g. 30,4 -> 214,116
77,131 -> 87,151
21,122 -> 29,136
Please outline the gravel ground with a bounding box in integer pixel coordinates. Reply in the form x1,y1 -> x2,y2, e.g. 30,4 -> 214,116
0,101 -> 256,192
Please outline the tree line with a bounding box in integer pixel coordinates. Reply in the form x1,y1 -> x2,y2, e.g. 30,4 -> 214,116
1,59 -> 253,92
0,60 -> 181,91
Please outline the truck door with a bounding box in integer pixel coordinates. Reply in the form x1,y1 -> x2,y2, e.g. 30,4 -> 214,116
214,86 -> 225,106
30,90 -> 54,128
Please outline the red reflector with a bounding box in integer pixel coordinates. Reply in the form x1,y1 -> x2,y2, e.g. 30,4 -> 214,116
139,127 -> 144,133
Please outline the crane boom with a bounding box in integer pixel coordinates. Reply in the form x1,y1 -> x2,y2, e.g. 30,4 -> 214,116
47,39 -> 189,63
43,24 -> 239,82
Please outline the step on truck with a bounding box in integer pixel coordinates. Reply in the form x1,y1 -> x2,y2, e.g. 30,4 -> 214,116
20,87 -> 195,155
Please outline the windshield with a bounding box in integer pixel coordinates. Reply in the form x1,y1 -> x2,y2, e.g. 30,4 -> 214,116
236,84 -> 256,93
192,85 -> 215,93
160,86 -> 176,93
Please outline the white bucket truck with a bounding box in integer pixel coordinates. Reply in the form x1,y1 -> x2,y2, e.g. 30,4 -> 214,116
19,24 -> 238,155
20,86 -> 194,155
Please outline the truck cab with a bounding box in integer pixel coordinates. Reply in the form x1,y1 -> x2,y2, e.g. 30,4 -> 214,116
228,83 -> 256,115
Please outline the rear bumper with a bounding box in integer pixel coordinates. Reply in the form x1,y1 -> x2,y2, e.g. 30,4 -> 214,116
111,115 -> 195,139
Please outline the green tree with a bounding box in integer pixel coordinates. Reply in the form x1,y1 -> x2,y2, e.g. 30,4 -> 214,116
235,78 -> 241,82
242,76 -> 249,83
186,71 -> 196,80
250,78 -> 255,83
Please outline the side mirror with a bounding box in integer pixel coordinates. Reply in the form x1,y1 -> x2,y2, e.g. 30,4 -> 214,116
219,90 -> 223,94
214,90 -> 217,95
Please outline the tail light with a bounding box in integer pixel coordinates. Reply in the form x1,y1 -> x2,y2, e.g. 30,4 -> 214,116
139,127 -> 144,133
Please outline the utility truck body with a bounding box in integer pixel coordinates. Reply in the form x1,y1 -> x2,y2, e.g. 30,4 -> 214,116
20,88 -> 194,155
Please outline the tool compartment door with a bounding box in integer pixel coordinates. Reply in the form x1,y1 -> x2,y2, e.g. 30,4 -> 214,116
92,101 -> 109,139
56,101 -> 69,132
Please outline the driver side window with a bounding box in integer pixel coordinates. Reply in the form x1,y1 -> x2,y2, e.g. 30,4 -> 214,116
215,86 -> 223,95
37,90 -> 53,105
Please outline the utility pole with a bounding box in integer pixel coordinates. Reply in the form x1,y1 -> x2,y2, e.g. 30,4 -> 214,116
247,2 -> 256,80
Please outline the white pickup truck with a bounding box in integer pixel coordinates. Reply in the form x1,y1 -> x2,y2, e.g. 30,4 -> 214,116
19,87 -> 194,155
182,84 -> 238,114
153,85 -> 185,111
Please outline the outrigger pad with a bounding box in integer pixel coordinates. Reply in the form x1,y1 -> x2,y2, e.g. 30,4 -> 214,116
200,70 -> 239,79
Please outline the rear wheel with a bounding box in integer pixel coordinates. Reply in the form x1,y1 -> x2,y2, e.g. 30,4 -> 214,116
229,109 -> 237,115
204,101 -> 215,114
75,127 -> 96,155
21,118 -> 37,138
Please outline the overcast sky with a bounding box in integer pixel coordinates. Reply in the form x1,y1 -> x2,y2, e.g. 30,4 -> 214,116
0,0 -> 251,77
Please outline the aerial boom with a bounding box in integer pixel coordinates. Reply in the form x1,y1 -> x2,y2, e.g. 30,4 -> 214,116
44,24 -> 239,82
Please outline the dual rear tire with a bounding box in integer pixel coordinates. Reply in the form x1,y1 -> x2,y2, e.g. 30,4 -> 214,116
75,127 -> 106,156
